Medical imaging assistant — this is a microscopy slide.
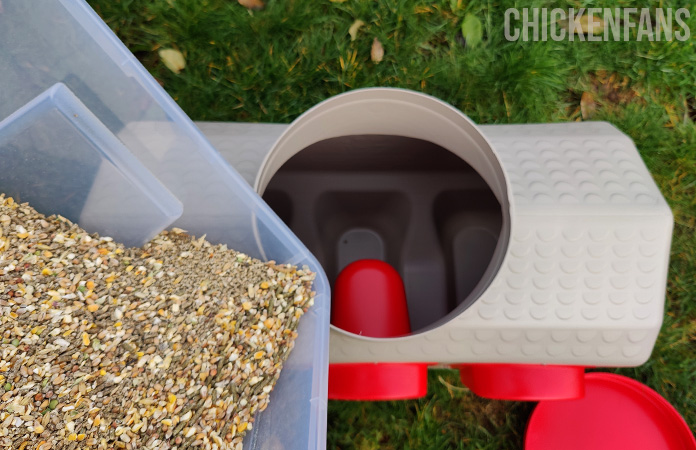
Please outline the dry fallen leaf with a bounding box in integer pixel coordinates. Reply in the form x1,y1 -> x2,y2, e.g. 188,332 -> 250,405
559,15 -> 605,35
664,104 -> 680,128
349,20 -> 364,41
577,14 -> 605,34
371,38 -> 384,63
158,48 -> 186,74
580,91 -> 596,119
238,0 -> 265,10
460,14 -> 483,48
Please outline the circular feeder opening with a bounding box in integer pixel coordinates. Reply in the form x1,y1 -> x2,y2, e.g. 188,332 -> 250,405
255,88 -> 510,336
263,134 -> 506,333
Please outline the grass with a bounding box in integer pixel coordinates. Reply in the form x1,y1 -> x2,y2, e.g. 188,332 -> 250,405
327,370 -> 534,450
87,0 -> 696,447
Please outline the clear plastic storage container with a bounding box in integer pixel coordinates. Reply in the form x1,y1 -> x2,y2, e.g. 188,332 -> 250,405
0,1 -> 329,449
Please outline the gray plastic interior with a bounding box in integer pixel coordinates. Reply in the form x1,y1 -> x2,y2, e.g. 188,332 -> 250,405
263,135 -> 503,332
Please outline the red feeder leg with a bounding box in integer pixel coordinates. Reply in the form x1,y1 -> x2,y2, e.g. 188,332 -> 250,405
329,363 -> 428,401
329,260 -> 428,400
457,364 -> 586,401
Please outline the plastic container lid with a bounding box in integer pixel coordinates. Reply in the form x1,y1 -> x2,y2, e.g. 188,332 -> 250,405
0,83 -> 183,247
526,372 -> 696,450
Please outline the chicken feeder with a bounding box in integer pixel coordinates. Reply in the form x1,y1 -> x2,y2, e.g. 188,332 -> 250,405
253,88 -> 673,371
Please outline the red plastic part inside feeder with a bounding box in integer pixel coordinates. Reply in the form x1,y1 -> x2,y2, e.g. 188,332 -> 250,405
329,260 -> 428,400
457,364 -> 585,400
331,259 -> 411,338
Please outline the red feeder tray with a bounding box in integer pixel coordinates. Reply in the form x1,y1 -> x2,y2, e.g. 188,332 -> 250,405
526,372 -> 696,450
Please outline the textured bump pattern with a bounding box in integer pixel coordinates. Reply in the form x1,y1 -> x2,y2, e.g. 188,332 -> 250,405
463,215 -> 671,326
483,122 -> 662,212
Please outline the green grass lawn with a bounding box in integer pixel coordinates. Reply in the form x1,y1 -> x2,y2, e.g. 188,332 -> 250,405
87,0 -> 695,447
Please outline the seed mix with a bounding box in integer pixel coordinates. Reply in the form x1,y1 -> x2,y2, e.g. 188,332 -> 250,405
0,195 -> 315,450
